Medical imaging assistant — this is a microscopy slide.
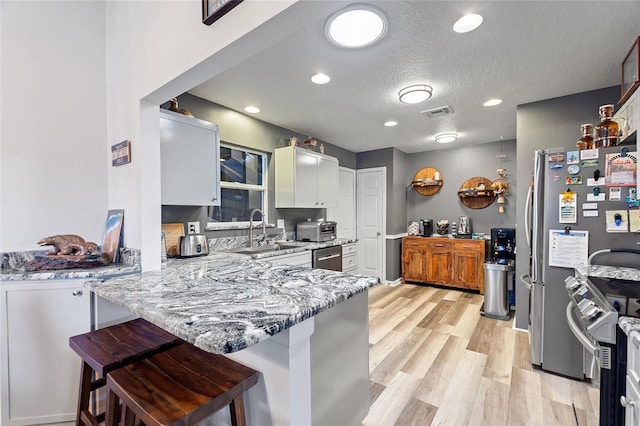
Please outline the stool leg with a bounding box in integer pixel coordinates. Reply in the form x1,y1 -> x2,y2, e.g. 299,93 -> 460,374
229,396 -> 247,426
76,361 -> 94,426
105,389 -> 120,426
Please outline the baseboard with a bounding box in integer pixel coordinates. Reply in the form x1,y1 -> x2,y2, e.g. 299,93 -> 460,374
384,277 -> 402,286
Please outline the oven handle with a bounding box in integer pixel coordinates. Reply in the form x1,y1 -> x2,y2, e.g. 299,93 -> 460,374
317,253 -> 341,262
565,302 -> 598,357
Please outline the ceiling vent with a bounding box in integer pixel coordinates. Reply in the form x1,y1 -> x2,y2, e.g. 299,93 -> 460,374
421,106 -> 454,118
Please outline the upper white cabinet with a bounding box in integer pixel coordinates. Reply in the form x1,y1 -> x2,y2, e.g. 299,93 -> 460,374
326,167 -> 356,239
160,110 -> 220,206
275,146 -> 339,208
615,88 -> 638,143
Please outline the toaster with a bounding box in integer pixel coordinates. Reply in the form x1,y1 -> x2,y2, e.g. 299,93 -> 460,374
296,221 -> 337,242
179,234 -> 209,257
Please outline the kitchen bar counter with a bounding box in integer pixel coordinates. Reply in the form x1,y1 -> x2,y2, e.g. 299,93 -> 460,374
87,251 -> 379,425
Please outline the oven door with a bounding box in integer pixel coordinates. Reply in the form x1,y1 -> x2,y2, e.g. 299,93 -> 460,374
565,302 -> 600,381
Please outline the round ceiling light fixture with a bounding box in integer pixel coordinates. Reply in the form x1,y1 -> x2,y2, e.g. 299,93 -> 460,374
398,85 -> 433,104
453,13 -> 483,33
384,121 -> 398,127
483,98 -> 503,107
435,133 -> 458,144
325,4 -> 388,48
311,73 -> 331,84
244,106 -> 260,114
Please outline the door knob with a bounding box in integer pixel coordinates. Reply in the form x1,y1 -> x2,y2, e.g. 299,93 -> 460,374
376,231 -> 381,236
72,290 -> 83,296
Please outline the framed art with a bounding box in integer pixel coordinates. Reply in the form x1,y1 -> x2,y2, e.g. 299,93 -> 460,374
202,0 -> 243,26
103,209 -> 124,263
620,36 -> 640,105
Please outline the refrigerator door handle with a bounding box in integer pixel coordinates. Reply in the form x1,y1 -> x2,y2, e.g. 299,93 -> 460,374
524,184 -> 533,249
519,273 -> 532,290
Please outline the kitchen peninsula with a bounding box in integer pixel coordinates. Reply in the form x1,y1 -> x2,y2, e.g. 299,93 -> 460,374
86,252 -> 379,426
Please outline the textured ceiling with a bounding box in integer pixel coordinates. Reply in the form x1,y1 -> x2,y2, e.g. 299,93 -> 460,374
189,1 -> 640,154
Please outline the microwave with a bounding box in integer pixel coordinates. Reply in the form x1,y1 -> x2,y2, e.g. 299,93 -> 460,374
295,221 -> 337,242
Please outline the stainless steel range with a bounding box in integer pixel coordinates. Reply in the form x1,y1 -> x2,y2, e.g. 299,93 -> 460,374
565,260 -> 640,426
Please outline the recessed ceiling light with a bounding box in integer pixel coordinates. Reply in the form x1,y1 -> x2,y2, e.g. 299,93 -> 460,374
384,121 -> 398,127
453,13 -> 483,33
435,133 -> 458,144
398,85 -> 433,104
483,98 -> 503,107
311,73 -> 331,85
325,4 -> 387,48
244,106 -> 260,114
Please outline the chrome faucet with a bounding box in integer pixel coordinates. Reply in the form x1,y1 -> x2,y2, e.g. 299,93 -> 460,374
249,208 -> 266,247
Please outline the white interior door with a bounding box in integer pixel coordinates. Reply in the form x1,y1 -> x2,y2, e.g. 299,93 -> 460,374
357,167 -> 386,281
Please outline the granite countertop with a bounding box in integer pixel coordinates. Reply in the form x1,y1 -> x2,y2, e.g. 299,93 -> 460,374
86,252 -> 379,354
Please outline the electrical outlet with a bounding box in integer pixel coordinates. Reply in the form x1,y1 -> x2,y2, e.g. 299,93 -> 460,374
277,219 -> 285,229
187,221 -> 200,234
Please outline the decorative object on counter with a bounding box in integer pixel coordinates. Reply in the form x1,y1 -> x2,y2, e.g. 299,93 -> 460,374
458,177 -> 496,209
407,221 -> 420,236
450,221 -> 457,237
111,140 -> 131,167
168,98 -> 194,117
27,234 -> 109,271
576,123 -> 594,151
303,137 -> 317,151
162,223 -> 185,257
620,36 -> 640,105
319,143 -> 325,154
102,209 -> 124,263
436,219 -> 449,235
458,216 -> 471,236
289,136 -> 299,147
595,104 -> 620,147
410,167 -> 443,196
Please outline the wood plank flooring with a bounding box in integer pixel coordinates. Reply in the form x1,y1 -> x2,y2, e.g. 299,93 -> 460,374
364,283 -> 599,426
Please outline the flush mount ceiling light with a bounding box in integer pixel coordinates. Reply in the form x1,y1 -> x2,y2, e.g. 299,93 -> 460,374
483,98 -> 503,107
311,73 -> 331,84
384,121 -> 398,127
398,85 -> 433,104
453,13 -> 483,33
435,133 -> 458,144
325,4 -> 388,48
244,106 -> 260,114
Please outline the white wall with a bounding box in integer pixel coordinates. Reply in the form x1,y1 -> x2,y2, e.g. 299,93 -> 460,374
0,1 -> 107,251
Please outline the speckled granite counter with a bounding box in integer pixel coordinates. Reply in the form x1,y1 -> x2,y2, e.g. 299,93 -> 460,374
0,248 -> 141,281
86,251 -> 378,354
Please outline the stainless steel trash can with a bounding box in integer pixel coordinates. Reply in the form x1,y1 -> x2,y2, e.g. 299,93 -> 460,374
482,263 -> 514,320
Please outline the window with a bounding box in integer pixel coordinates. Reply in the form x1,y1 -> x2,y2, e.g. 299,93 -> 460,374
206,144 -> 268,229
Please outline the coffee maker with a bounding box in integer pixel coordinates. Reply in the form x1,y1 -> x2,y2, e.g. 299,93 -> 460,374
420,219 -> 433,237
491,228 -> 516,265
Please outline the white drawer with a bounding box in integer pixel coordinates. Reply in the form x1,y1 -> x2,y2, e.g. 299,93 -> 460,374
343,253 -> 358,271
269,251 -> 312,267
342,243 -> 357,256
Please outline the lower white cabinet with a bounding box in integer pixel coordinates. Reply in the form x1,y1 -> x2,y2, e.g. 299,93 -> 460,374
1,280 -> 91,426
342,243 -> 358,274
625,334 -> 640,426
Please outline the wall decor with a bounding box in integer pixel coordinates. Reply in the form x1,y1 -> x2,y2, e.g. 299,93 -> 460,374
202,0 -> 243,25
410,167 -> 443,196
457,177 -> 496,209
111,140 -> 131,166
620,36 -> 640,105
103,209 -> 124,263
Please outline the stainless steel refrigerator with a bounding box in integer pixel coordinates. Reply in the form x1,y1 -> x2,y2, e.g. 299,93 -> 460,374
524,145 -> 638,379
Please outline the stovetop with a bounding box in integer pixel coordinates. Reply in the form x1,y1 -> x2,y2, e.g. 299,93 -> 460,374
588,276 -> 640,301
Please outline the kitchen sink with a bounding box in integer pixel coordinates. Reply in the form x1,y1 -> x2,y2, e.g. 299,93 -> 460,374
226,243 -> 309,255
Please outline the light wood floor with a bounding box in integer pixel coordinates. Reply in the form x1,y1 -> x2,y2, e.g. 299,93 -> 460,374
364,283 -> 600,426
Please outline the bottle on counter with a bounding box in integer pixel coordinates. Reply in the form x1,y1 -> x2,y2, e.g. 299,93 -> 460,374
594,104 -> 619,148
576,123 -> 593,150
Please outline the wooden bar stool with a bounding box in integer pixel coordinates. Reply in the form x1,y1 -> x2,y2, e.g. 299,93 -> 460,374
69,318 -> 183,426
104,342 -> 259,426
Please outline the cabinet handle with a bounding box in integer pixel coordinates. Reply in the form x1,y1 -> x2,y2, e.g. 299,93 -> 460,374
621,395 -> 636,408
211,196 -> 217,202
435,244 -> 444,247
72,290 -> 83,297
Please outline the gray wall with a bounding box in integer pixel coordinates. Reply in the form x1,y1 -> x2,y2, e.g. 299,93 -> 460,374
514,85 -> 620,329
161,93 -> 357,237
405,140 -> 518,235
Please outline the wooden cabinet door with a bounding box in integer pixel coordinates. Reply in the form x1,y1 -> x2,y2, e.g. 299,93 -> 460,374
427,245 -> 452,284
453,251 -> 483,289
402,246 -> 426,282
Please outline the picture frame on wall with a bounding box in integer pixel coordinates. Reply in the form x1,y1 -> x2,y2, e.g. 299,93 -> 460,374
202,0 -> 243,26
620,36 -> 640,105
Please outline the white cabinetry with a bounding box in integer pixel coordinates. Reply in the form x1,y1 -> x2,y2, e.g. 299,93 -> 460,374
624,333 -> 640,426
326,167 -> 356,240
160,109 -> 220,206
615,88 -> 638,143
275,146 -> 338,208
342,243 -> 358,274
1,280 -> 91,426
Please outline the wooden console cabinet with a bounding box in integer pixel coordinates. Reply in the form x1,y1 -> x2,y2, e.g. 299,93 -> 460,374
401,236 -> 486,293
